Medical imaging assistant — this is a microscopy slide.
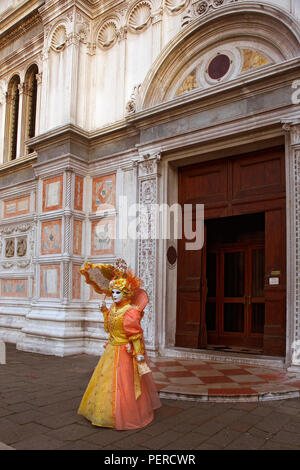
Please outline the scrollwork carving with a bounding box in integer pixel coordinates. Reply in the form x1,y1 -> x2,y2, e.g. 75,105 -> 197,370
182,0 -> 239,26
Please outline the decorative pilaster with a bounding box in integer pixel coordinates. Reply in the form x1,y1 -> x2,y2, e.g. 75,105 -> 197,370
283,118 -> 300,368
137,151 -> 161,351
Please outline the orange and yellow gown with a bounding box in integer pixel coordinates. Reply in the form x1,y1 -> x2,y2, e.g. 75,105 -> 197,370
77,300 -> 161,430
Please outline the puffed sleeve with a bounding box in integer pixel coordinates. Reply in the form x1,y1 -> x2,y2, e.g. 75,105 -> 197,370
123,308 -> 144,355
100,306 -> 109,333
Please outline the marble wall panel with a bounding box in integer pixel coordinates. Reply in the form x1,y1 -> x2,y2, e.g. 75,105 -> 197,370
91,218 -> 115,255
40,265 -> 60,298
92,174 -> 116,212
1,279 -> 28,298
41,219 -> 62,255
42,175 -> 63,212
4,195 -> 30,218
73,219 -> 82,255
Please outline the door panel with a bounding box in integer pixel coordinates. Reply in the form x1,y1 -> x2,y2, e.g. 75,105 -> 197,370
177,147 -> 286,355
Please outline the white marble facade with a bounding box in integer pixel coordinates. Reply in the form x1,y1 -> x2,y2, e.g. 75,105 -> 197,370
0,0 -> 299,369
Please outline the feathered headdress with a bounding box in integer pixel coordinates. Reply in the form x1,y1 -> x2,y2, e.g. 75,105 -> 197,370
80,258 -> 144,300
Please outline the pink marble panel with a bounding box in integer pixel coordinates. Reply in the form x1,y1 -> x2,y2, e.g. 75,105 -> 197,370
4,196 -> 30,218
73,220 -> 82,255
74,176 -> 83,211
41,220 -> 62,255
1,279 -> 28,298
92,174 -> 116,212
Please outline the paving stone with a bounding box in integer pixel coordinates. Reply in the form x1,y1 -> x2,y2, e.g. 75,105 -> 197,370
12,434 -> 63,450
8,409 -> 48,425
193,418 -> 227,436
138,421 -> 173,436
109,432 -> 152,450
0,407 -> 14,418
83,429 -> 125,446
206,428 -> 241,448
225,432 -> 266,450
56,440 -> 102,450
34,411 -> 82,429
0,422 -> 50,445
270,430 -> 300,448
261,440 -> 300,450
45,423 -> 96,442
164,431 -> 209,450
141,430 -> 182,449
255,412 -> 291,433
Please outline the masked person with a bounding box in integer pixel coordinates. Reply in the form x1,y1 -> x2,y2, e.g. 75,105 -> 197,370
77,260 -> 161,430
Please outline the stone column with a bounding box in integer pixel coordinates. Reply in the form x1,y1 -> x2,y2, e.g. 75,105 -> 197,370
137,151 -> 161,352
16,82 -> 25,158
35,72 -> 43,137
283,119 -> 300,369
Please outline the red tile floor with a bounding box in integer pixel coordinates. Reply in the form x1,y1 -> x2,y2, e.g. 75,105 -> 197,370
148,357 -> 300,402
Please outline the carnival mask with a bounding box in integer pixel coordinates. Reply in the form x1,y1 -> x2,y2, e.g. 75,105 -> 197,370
112,288 -> 123,303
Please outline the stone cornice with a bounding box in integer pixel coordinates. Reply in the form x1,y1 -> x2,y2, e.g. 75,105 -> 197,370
38,0 -> 126,24
129,58 -> 300,130
27,121 -> 139,152
0,1 -> 44,45
0,33 -> 43,79
0,153 -> 37,178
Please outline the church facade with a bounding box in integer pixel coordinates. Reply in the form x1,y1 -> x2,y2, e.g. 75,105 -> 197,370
0,0 -> 300,370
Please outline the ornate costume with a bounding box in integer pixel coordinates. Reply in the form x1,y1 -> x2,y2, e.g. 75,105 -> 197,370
77,260 -> 161,430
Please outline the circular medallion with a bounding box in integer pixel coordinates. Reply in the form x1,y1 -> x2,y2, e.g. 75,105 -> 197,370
208,54 -> 230,80
167,246 -> 177,266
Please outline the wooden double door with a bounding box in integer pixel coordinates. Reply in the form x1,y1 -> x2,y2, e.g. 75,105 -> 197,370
176,147 -> 286,356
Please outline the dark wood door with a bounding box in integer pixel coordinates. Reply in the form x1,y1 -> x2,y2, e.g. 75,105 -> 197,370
175,225 -> 207,349
177,147 -> 286,356
206,241 -> 265,350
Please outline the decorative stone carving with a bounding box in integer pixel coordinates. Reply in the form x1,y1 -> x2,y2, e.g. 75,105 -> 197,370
16,237 -> 27,257
97,21 -> 118,49
5,239 -> 15,258
2,262 -> 14,269
126,84 -> 141,114
0,81 -> 5,105
182,0 -> 239,26
17,259 -> 31,268
50,25 -> 67,52
137,151 -> 161,349
128,2 -> 152,32
165,0 -> 188,13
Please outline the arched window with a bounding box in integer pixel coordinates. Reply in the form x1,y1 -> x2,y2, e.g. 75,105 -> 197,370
5,75 -> 20,161
23,64 -> 38,154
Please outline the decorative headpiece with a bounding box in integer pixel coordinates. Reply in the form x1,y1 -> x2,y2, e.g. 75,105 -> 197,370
80,258 -> 143,299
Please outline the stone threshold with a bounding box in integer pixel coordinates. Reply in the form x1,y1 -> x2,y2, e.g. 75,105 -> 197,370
159,347 -> 286,369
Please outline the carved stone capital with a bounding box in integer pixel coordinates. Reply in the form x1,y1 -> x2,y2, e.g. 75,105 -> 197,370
282,120 -> 300,147
138,151 -> 161,178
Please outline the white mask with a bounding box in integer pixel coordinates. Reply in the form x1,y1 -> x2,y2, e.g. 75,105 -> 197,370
112,289 -> 123,303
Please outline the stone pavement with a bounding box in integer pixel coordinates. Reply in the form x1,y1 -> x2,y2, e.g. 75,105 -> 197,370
1,343 -> 300,450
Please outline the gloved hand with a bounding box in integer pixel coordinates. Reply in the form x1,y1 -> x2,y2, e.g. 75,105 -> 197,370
126,343 -> 132,353
100,302 -> 107,312
136,355 -> 145,363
